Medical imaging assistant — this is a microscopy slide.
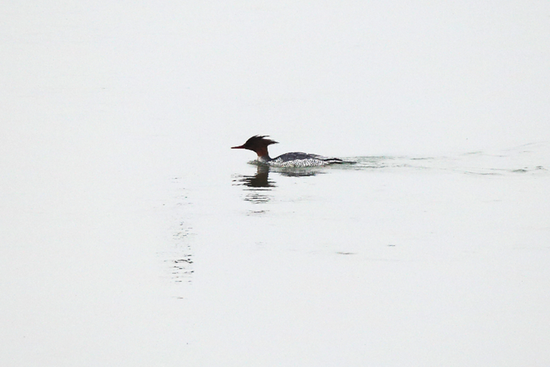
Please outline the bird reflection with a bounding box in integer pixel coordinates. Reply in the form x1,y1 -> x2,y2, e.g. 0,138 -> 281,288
231,165 -> 273,204
233,165 -> 275,188
232,165 -> 326,204
233,164 -> 324,188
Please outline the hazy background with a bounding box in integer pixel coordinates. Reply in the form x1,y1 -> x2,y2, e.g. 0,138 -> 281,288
3,0 -> 549,161
2,1 -> 549,366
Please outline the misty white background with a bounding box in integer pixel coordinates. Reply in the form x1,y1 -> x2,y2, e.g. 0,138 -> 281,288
2,1 -> 549,366
4,1 -> 549,160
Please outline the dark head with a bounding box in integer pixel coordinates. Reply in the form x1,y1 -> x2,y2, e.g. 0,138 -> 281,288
231,135 -> 278,159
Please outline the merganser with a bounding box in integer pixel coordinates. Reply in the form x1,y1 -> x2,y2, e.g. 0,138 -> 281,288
232,135 -> 348,167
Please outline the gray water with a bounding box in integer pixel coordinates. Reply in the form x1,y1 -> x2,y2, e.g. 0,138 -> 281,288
3,1 -> 550,366
161,144 -> 549,366
3,132 -> 549,366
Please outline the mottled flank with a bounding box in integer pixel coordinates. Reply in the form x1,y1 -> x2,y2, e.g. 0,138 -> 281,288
269,158 -> 329,167
269,152 -> 344,167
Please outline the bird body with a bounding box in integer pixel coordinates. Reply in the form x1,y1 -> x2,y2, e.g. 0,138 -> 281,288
232,135 -> 348,167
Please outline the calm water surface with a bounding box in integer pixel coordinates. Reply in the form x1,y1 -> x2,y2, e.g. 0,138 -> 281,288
3,142 -> 549,367
4,1 -> 550,364
162,143 -> 550,366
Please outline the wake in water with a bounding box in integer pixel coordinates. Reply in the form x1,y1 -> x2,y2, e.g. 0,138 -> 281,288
234,142 -> 549,189
341,142 -> 549,176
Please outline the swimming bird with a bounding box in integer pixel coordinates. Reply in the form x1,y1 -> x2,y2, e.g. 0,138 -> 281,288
231,135 -> 349,167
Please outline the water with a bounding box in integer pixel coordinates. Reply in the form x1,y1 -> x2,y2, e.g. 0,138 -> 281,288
3,1 -> 550,365
161,144 -> 549,366
2,134 -> 549,366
